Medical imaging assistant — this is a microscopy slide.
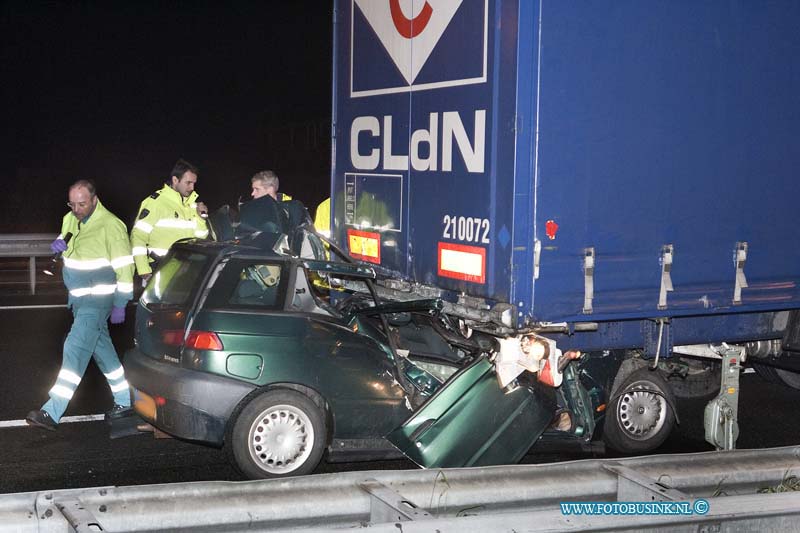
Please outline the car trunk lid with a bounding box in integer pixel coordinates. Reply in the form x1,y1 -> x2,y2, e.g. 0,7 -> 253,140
135,248 -> 215,362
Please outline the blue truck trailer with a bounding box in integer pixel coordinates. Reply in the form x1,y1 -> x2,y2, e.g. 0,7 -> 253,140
330,0 -> 800,458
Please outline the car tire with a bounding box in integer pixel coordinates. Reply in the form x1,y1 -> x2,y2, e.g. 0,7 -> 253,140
603,368 -> 676,454
227,389 -> 327,479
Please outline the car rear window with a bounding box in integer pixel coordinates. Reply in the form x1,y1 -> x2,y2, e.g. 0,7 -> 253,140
141,250 -> 211,306
205,259 -> 287,310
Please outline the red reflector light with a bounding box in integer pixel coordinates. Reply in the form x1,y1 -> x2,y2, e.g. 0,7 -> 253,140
161,330 -> 184,346
161,330 -> 223,350
155,396 -> 167,406
186,331 -> 224,351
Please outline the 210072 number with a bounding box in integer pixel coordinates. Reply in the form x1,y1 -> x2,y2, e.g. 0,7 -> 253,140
442,215 -> 490,244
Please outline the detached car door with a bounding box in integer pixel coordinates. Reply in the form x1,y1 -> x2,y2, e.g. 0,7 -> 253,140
387,356 -> 556,468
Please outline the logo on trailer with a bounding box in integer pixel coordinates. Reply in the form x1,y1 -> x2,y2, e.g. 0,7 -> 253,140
389,0 -> 433,38
351,0 -> 488,97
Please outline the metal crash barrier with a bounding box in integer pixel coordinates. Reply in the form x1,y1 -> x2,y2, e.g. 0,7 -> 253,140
0,234 -> 58,295
2,446 -> 800,532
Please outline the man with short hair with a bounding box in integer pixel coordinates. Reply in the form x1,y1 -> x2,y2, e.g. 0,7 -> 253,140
249,170 -> 291,202
239,170 -> 292,234
26,180 -> 135,431
130,159 -> 209,283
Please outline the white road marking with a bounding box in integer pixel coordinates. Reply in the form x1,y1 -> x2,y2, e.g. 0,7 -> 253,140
0,304 -> 68,310
0,414 -> 105,428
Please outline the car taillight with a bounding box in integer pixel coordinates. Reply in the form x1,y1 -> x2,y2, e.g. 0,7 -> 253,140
186,331 -> 224,351
162,330 -> 184,346
162,330 -> 224,350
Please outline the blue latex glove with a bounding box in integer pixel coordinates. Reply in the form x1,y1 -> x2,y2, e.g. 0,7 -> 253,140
50,238 -> 68,254
110,306 -> 126,324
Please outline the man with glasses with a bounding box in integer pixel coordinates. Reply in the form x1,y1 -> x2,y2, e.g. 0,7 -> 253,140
26,180 -> 135,431
130,159 -> 209,284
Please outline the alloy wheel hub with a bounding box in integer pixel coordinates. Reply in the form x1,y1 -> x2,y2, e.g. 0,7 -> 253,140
249,405 -> 313,474
617,381 -> 666,440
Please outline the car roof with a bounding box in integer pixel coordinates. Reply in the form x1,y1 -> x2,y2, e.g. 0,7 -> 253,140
172,237 -> 286,261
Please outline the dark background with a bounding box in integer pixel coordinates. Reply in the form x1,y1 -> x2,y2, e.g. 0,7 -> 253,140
0,1 -> 333,232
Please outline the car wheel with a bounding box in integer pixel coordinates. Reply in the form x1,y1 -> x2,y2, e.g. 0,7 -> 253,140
227,389 -> 326,479
603,368 -> 676,454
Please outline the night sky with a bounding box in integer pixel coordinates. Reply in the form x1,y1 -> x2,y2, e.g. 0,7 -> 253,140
0,1 -> 332,233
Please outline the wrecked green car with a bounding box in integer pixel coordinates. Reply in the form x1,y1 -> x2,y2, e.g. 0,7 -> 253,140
123,226 -> 585,479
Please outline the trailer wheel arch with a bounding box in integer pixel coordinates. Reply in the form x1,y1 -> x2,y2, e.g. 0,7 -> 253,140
608,354 -> 650,396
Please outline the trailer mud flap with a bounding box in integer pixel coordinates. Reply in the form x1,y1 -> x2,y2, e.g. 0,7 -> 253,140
387,356 -> 556,468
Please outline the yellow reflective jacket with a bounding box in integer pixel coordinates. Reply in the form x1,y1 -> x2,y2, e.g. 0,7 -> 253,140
314,197 -> 331,238
59,200 -> 134,309
130,184 -> 209,276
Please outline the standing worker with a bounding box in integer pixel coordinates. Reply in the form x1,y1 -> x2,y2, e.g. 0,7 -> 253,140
26,180 -> 135,431
313,197 -> 331,238
130,159 -> 209,284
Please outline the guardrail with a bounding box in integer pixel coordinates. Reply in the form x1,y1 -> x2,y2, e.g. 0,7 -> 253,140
2,445 -> 799,531
0,234 -> 58,295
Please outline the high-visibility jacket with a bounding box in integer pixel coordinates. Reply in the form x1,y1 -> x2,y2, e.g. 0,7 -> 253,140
130,184 -> 209,276
59,200 -> 134,310
313,197 -> 331,238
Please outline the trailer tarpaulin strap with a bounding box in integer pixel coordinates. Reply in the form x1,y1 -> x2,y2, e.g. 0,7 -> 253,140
583,247 -> 595,314
733,242 -> 748,305
658,244 -> 674,310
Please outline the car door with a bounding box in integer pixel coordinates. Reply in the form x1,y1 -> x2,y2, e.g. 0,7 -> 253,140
195,259 -> 410,437
386,355 -> 556,468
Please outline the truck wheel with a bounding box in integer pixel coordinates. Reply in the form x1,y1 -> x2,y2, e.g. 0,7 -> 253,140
603,368 -> 676,454
752,363 -> 800,390
752,362 -> 781,384
665,359 -> 720,400
227,389 -> 327,479
773,368 -> 800,390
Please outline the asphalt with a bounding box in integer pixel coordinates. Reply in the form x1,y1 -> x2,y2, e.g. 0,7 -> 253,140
1,282 -> 799,494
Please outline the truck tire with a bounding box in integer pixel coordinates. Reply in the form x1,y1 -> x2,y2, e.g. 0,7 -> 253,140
753,363 -> 800,390
752,362 -> 781,384
665,359 -> 720,400
603,368 -> 676,454
227,389 -> 327,479
772,368 -> 800,390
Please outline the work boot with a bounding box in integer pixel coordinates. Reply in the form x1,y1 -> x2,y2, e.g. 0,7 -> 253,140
104,404 -> 133,423
26,409 -> 57,431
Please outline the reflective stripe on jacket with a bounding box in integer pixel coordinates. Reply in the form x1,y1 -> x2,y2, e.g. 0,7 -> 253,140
59,200 -> 134,309
130,184 -> 209,275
